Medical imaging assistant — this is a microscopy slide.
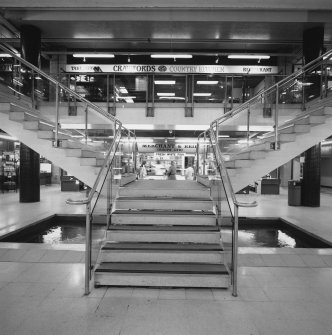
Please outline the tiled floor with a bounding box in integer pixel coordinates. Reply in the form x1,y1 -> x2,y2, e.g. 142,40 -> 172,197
0,185 -> 331,335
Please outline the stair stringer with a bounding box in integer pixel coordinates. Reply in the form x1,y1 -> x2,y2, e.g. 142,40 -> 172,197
0,108 -> 98,187
230,113 -> 332,192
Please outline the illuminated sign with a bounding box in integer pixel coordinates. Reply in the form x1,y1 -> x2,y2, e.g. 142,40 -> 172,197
138,142 -> 197,153
66,64 -> 279,75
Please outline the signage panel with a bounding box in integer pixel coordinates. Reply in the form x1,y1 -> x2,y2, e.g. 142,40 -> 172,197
138,142 -> 197,153
66,64 -> 278,75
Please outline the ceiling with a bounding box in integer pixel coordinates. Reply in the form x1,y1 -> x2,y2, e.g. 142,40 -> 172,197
0,2 -> 331,63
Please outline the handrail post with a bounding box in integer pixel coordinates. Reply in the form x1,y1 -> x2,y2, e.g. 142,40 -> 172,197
274,83 -> 279,150
215,121 -> 219,147
203,132 -> 206,175
54,83 -> 59,147
85,104 -> 88,145
31,70 -> 35,109
106,170 -> 112,228
85,202 -> 91,295
246,106 -> 250,146
232,204 -> 239,297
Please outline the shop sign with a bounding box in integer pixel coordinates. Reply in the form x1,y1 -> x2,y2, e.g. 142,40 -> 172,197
66,64 -> 278,75
138,142 -> 197,153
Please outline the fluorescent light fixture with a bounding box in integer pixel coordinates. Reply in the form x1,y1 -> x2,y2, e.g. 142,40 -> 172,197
218,135 -> 230,138
228,54 -> 270,59
154,80 -> 176,85
193,93 -> 212,97
73,53 -> 114,58
122,96 -> 136,99
119,87 -> 128,94
159,96 -> 185,100
238,139 -> 254,144
0,134 -> 18,141
151,54 -> 192,59
157,93 -> 175,96
197,81 -> 218,85
0,53 -> 20,57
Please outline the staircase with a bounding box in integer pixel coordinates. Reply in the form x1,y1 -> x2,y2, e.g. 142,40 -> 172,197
223,97 -> 332,192
0,100 -> 106,188
94,180 -> 230,288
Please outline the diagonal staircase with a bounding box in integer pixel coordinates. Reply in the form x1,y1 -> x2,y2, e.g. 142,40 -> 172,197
94,180 -> 231,288
224,97 -> 332,192
0,101 -> 106,187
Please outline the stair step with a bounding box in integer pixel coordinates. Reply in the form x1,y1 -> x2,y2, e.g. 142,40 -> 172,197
37,130 -> 70,140
23,120 -> 54,130
107,225 -> 220,243
94,262 -> 229,288
263,132 -> 296,142
294,124 -> 311,133
324,106 -> 332,115
115,197 -> 213,211
118,188 -> 210,198
295,115 -> 325,125
109,225 -> 219,231
111,210 -> 216,225
102,242 -> 223,251
61,140 -> 86,149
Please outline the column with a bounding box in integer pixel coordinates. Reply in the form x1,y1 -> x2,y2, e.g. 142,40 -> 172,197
19,25 -> 41,202
301,26 -> 324,207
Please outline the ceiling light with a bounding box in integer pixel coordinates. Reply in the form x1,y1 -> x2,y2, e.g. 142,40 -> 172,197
228,54 -> 270,59
73,53 -> 115,58
159,96 -> 185,100
218,135 -> 230,138
193,93 -> 212,97
157,93 -> 175,96
119,87 -> 128,94
0,134 -> 18,141
0,53 -> 12,57
197,81 -> 218,85
154,80 -> 176,85
151,54 -> 192,59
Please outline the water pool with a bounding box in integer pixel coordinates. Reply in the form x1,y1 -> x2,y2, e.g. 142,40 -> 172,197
0,215 -> 330,248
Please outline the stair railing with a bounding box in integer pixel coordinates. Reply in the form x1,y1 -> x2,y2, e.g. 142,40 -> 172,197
0,43 -> 138,295
196,129 -> 257,296
212,49 -> 332,155
0,43 -> 121,150
198,49 -> 331,296
67,124 -> 137,294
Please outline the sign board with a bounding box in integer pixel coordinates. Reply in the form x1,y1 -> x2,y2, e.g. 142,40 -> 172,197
66,64 -> 279,75
138,142 -> 197,153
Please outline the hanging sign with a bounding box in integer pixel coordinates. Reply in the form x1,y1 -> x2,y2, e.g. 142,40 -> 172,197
138,142 -> 197,153
66,64 -> 278,75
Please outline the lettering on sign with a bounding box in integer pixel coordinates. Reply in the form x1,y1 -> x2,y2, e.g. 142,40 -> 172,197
66,64 -> 278,75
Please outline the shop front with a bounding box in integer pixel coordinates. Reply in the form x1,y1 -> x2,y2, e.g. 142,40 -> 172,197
136,140 -> 196,180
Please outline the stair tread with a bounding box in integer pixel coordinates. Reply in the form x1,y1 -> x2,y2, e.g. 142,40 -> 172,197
96,262 -> 228,274
103,242 -> 223,251
109,225 -> 219,231
116,197 -> 210,201
113,209 -> 215,215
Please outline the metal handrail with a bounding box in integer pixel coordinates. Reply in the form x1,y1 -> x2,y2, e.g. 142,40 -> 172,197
0,43 -> 120,125
66,123 -> 122,206
0,43 -> 138,295
212,49 -> 332,127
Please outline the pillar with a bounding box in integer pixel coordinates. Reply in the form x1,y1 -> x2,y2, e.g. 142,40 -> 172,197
19,25 -> 41,202
301,26 -> 324,207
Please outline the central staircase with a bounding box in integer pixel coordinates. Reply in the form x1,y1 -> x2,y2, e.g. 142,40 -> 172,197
94,180 -> 230,288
